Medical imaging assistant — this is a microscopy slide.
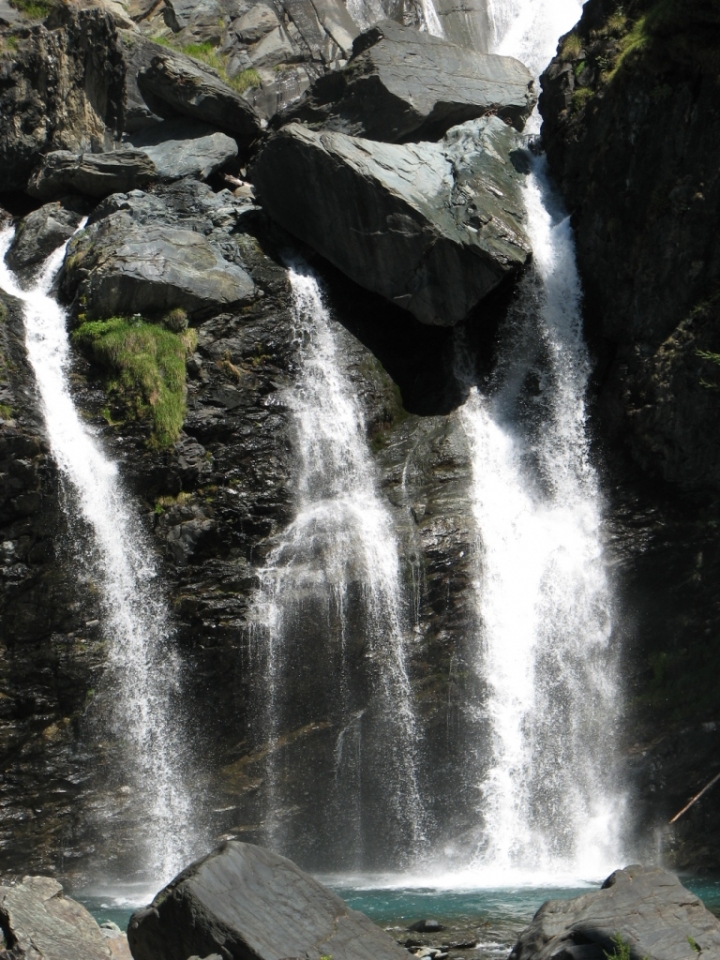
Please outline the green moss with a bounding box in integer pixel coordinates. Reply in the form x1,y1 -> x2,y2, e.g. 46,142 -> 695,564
0,403 -> 12,419
8,0 -> 54,18
228,67 -> 261,94
561,31 -> 583,59
73,316 -> 197,447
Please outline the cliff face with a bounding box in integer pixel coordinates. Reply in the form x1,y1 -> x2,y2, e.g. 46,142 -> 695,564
540,0 -> 720,869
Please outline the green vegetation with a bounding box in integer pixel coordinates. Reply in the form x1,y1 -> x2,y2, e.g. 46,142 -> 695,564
603,934 -> 639,960
151,35 -> 261,93
688,937 -> 701,954
561,31 -> 583,59
0,403 -> 13,420
73,316 -> 197,448
8,0 -> 54,18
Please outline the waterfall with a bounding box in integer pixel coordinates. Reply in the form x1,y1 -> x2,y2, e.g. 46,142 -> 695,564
454,0 -> 626,877
249,261 -> 425,869
0,227 -> 201,886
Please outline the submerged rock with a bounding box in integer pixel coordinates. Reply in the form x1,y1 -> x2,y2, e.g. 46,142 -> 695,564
511,865 -> 720,960
280,20 -> 536,140
27,150 -> 157,201
251,116 -> 530,325
0,876 -> 120,960
127,841 -> 412,960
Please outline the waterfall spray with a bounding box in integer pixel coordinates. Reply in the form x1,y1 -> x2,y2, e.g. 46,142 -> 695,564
0,227 -> 202,887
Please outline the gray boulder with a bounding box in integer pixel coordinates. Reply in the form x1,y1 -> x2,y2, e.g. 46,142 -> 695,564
127,119 -> 238,180
127,841 -> 413,960
63,211 -> 255,319
511,865 -> 720,960
137,53 -> 262,150
27,150 -> 157,201
0,876 -> 113,960
281,20 -> 536,140
5,197 -> 89,271
251,116 -> 530,325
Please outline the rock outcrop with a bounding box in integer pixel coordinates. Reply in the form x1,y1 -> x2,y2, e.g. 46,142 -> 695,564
61,186 -> 256,319
280,20 -> 536,140
27,150 -> 157,201
126,120 -> 238,181
127,841 -> 412,960
137,52 -> 263,148
251,117 -> 530,325
511,865 -> 720,960
5,197 -> 89,272
0,876 -> 128,960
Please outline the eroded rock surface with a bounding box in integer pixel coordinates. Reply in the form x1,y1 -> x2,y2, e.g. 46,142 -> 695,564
127,119 -> 238,181
127,842 -> 412,960
251,117 -> 530,325
27,150 -> 157,201
281,20 -> 536,140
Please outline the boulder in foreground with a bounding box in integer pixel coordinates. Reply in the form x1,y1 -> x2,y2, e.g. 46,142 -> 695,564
251,117 -> 530,326
0,875 -> 126,960
511,864 -> 720,960
127,840 -> 412,960
281,20 -> 536,141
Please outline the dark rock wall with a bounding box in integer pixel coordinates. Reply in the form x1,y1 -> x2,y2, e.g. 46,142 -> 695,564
540,0 -> 720,869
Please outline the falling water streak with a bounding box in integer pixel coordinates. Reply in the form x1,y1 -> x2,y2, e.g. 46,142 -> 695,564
454,0 -> 626,878
250,261 -> 426,860
0,227 -> 200,885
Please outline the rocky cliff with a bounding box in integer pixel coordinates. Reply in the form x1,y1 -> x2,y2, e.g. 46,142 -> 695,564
540,0 -> 720,869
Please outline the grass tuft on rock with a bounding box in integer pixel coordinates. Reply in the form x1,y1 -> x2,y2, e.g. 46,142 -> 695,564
74,316 -> 197,448
151,35 -> 261,94
8,0 -> 54,18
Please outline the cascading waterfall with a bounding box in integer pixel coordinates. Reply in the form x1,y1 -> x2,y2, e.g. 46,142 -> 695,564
455,0 -> 626,877
0,227 -> 201,886
249,261 -> 425,868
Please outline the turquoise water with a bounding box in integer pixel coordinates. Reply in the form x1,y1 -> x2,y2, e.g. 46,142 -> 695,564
78,877 -> 720,955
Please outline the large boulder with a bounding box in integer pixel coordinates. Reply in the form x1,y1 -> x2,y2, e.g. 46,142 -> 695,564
137,52 -> 263,150
280,20 -> 536,140
0,875 -> 120,960
27,149 -> 157,200
63,210 -> 255,319
251,116 -> 530,325
5,196 -> 89,271
511,865 -> 720,960
127,841 -> 413,960
127,119 -> 238,181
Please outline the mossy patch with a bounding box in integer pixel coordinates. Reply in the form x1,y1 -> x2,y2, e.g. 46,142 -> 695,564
151,36 -> 261,94
73,316 -> 197,448
8,0 -> 54,18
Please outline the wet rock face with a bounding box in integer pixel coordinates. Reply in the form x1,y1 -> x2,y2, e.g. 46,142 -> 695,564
279,20 -> 536,140
539,0 -> 720,495
511,865 -> 720,960
251,117 -> 530,326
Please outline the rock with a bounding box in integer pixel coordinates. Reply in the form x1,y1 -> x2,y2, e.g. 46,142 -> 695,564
62,210 -> 255,319
163,0 -> 224,33
248,24 -> 299,68
27,150 -> 157,201
137,52 -> 262,150
409,920 -> 446,933
232,3 -> 280,42
5,197 -> 89,272
251,116 -> 530,325
510,865 -> 720,960
0,0 -> 22,25
127,119 -> 238,181
0,8 -> 126,192
280,20 -> 536,140
0,875 -> 113,960
127,841 -> 413,960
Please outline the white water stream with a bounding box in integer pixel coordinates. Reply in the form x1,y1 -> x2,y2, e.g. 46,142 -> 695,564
453,0 -> 626,880
250,262 -> 425,865
0,227 -> 199,886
